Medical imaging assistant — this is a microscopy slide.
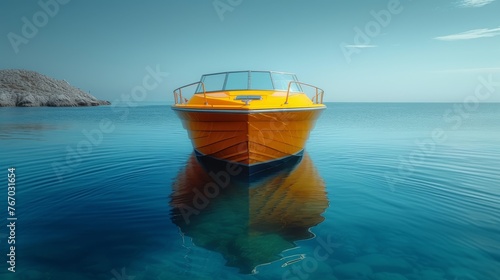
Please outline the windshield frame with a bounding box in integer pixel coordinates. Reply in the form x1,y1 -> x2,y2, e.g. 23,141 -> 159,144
195,71 -> 302,93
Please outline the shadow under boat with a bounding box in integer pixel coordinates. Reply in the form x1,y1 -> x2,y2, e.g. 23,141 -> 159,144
194,149 -> 305,179
169,152 -> 329,273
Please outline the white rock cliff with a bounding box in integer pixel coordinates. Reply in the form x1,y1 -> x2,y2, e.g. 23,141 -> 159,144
0,69 -> 110,107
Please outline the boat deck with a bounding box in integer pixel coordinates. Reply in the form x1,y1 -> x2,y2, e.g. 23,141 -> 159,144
172,71 -> 325,111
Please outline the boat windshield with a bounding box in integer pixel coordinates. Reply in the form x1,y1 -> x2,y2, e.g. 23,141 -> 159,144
195,71 -> 302,93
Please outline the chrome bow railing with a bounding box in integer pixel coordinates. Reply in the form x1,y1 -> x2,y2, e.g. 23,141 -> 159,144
285,81 -> 324,105
173,81 -> 207,105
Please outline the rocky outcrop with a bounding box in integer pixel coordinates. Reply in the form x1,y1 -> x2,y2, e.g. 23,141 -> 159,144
0,69 -> 110,107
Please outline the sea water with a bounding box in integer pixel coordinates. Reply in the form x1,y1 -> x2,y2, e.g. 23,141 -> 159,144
0,103 -> 498,280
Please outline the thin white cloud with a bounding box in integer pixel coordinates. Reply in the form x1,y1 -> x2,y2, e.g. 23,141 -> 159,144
435,27 -> 500,41
458,0 -> 496,7
344,45 -> 378,48
432,68 -> 500,73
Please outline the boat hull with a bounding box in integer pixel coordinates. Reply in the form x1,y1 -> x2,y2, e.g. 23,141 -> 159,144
173,107 -> 324,166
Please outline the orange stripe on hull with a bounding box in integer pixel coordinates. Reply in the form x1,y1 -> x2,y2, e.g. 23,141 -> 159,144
174,109 -> 324,165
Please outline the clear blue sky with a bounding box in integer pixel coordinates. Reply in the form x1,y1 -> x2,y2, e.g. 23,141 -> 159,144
1,0 -> 499,103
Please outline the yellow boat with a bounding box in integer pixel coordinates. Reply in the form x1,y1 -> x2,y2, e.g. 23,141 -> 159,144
172,71 -> 326,173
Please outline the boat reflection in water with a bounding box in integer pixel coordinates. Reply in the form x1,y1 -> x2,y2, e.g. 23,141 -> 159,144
169,152 -> 328,273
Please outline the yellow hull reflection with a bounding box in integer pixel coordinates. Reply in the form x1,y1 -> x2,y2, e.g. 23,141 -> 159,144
169,153 -> 328,273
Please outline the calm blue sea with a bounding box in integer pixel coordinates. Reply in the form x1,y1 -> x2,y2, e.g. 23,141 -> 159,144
0,103 -> 499,280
